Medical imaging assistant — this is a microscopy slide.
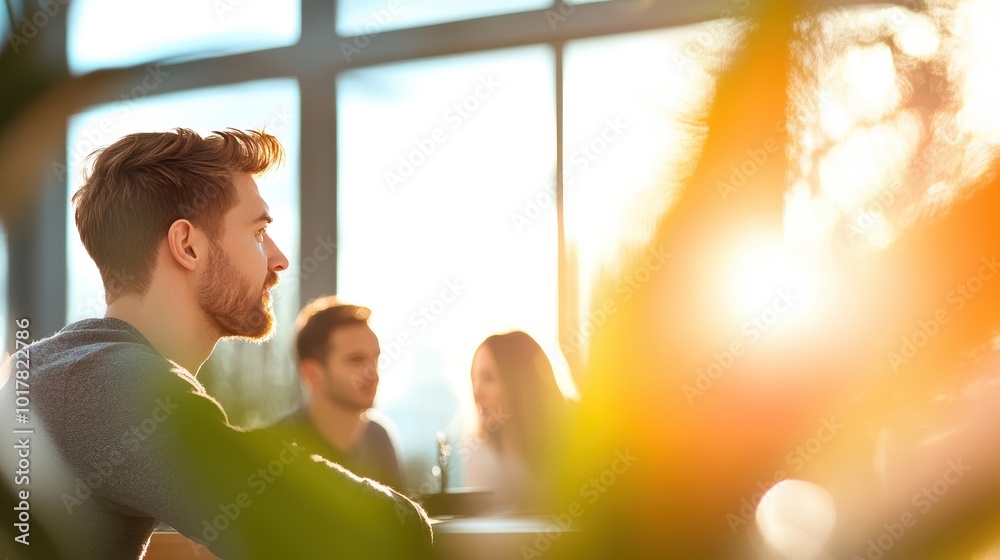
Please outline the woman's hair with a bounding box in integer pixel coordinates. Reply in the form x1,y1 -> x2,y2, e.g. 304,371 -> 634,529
476,331 -> 567,474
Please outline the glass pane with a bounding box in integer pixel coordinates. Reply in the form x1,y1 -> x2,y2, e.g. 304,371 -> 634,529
336,0 -> 549,36
68,0 -> 300,75
563,23 -> 740,366
337,46 -> 569,493
65,78 -> 301,426
0,7 -> 8,51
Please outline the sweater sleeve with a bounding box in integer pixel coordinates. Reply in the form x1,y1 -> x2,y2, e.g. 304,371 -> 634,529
60,347 -> 433,559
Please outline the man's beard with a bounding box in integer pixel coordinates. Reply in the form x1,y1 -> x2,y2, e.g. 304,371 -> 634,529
197,243 -> 279,341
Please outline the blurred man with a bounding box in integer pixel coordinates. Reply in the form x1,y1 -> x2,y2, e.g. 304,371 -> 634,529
0,129 -> 431,560
271,297 -> 404,491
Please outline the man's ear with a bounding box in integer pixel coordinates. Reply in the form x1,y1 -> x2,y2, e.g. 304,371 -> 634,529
299,359 -> 324,390
166,219 -> 202,271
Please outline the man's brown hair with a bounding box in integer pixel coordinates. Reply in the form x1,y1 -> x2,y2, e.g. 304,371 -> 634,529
294,296 -> 372,363
72,128 -> 284,302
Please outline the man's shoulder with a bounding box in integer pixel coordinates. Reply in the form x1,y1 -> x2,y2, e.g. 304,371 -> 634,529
267,408 -> 310,435
30,317 -> 198,395
266,409 -> 325,446
263,409 -> 352,468
34,317 -> 156,357
365,417 -> 390,437
361,412 -> 400,453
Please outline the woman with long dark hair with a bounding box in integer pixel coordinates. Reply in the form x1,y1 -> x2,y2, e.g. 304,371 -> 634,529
462,330 -> 569,513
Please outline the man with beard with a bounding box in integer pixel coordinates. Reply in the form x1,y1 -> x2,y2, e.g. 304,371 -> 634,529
270,298 -> 404,491
1,129 -> 432,559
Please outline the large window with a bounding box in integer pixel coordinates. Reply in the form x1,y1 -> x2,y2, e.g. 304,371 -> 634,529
337,46 -> 564,487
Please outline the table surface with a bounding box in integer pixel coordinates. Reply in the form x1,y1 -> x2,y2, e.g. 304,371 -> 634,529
430,514 -> 577,534
147,515 -> 578,560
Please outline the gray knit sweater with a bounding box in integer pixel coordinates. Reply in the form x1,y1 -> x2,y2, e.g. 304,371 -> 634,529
0,318 -> 432,559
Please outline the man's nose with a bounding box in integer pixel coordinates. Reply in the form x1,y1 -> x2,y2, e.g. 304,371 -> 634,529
266,234 -> 289,272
